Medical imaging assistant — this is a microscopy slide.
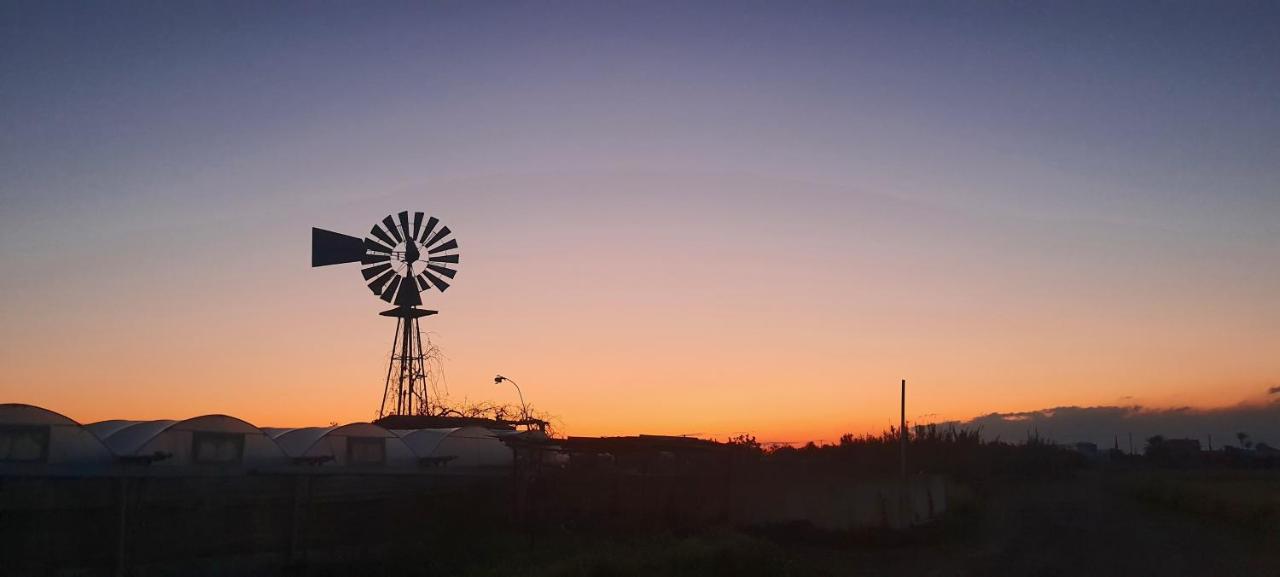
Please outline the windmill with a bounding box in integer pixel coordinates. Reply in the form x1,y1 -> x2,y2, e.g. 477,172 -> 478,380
311,212 -> 459,418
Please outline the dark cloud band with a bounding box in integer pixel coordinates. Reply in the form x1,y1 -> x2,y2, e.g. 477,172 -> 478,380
947,398 -> 1280,448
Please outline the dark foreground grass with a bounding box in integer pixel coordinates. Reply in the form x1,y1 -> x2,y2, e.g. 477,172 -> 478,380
302,470 -> 1280,577
1111,469 -> 1280,532
317,528 -> 949,577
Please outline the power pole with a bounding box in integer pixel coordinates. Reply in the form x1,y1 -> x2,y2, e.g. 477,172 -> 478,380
900,379 -> 907,482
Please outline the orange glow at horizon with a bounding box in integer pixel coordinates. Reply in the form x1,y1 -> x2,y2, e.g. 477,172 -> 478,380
2,174 -> 1275,444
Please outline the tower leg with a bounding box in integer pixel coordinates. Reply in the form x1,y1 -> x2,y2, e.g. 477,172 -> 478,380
379,306 -> 435,418
379,318 -> 402,419
413,317 -> 429,415
400,312 -> 414,414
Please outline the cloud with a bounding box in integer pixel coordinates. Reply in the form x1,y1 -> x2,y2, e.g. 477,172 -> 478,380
945,398 -> 1280,448
1268,386 -> 1280,395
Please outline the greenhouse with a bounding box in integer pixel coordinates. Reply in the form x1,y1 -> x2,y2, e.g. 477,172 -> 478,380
0,404 -> 114,469
269,423 -> 415,467
394,426 -> 513,468
87,414 -> 286,467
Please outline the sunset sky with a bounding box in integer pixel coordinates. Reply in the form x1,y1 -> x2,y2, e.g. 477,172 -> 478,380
2,2 -> 1277,443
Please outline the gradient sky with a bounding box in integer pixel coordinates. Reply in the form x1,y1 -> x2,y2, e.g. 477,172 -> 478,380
2,1 -> 1277,443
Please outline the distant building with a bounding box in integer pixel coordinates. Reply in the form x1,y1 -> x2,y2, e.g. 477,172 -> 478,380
1071,442 -> 1099,459
1144,437 -> 1202,467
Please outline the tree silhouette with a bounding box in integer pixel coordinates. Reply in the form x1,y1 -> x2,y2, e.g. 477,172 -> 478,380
1144,435 -> 1166,457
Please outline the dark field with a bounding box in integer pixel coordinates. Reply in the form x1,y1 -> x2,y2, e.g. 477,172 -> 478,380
5,438 -> 1278,576
330,470 -> 1279,577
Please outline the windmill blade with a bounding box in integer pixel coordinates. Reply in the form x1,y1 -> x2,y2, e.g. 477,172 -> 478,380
397,211 -> 412,242
381,215 -> 403,244
427,239 -> 458,254
411,212 -> 424,239
420,269 -> 451,291
361,253 -> 390,265
361,263 -> 392,280
426,264 -> 457,278
428,254 -> 460,264
367,269 -> 398,294
394,275 -> 422,307
424,226 -> 451,249
415,274 -> 433,292
418,216 -> 439,244
364,238 -> 394,254
379,275 -> 401,302
311,228 -> 365,266
369,224 -> 397,248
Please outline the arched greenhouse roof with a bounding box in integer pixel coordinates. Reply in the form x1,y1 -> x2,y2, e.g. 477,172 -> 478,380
273,423 -> 396,457
0,404 -> 115,466
260,427 -> 292,439
394,426 -> 501,457
95,414 -> 263,456
0,403 -> 81,426
85,419 -> 146,441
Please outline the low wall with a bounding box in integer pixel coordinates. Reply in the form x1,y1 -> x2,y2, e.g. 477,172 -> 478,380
522,466 -> 948,532
731,475 -> 947,530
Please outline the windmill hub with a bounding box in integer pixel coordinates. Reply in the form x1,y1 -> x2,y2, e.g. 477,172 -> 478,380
311,211 -> 460,418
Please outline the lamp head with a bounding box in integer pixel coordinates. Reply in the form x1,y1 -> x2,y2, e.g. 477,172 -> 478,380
494,375 -> 506,384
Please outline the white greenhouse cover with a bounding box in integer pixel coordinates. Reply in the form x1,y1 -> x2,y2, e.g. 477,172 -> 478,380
0,404 -> 113,465
394,426 -> 512,468
271,423 -> 414,466
86,419 -> 145,441
90,414 -> 285,466
1,405 -> 519,472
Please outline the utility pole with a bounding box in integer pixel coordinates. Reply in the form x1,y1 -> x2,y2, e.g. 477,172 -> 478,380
900,379 -> 907,482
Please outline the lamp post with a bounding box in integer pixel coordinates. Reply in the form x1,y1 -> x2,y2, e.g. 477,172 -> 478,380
494,374 -> 528,424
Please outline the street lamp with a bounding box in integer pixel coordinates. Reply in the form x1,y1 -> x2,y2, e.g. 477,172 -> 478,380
494,374 -> 528,423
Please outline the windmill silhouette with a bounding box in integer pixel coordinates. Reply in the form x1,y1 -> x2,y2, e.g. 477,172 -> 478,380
311,212 -> 459,418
